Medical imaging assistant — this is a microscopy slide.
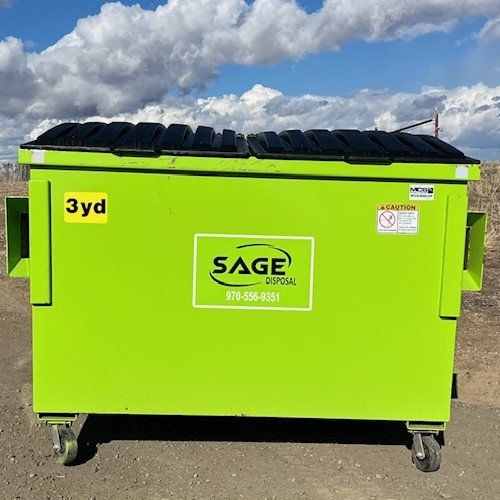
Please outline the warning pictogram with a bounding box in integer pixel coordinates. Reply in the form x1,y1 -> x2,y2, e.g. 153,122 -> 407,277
379,210 -> 396,229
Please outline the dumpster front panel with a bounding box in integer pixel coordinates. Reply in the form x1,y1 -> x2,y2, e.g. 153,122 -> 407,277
30,167 -> 467,422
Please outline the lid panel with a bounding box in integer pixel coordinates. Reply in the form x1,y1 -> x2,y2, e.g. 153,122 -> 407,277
58,122 -> 106,146
304,129 -> 349,157
365,131 -> 416,157
35,123 -> 79,143
417,135 -> 466,160
254,131 -> 292,154
21,121 -> 479,164
333,130 -> 386,159
193,126 -> 215,151
221,129 -> 238,152
279,130 -> 320,154
394,132 -> 444,158
115,122 -> 167,152
88,122 -> 134,147
159,124 -> 194,150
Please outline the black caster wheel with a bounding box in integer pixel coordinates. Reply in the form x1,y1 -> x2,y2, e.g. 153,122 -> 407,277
53,426 -> 78,466
412,433 -> 441,472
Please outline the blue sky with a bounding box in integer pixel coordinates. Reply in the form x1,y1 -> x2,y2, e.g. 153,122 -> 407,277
0,1 -> 166,46
0,0 -> 499,160
213,26 -> 499,97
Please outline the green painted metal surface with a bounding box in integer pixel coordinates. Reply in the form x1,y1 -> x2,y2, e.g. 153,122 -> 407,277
439,196 -> 468,317
462,212 -> 487,291
5,196 -> 29,278
10,150 -> 485,424
29,180 -> 52,305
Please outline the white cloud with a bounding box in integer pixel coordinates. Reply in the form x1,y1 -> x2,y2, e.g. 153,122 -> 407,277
0,116 -> 32,161
0,0 -> 13,8
1,0 -> 499,119
476,16 -> 500,42
0,37 -> 37,116
124,83 -> 500,154
2,83 -> 498,161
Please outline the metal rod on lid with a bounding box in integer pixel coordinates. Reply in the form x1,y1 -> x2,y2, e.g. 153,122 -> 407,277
391,108 -> 441,137
392,118 -> 434,133
434,108 -> 440,138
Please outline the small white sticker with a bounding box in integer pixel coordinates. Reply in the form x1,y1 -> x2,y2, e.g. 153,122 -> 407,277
410,184 -> 434,200
455,165 -> 469,179
377,204 -> 419,234
32,149 -> 46,164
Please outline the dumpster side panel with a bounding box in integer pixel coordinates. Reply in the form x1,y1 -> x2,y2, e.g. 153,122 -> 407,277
29,180 -> 52,304
439,196 -> 468,317
30,168 -> 468,422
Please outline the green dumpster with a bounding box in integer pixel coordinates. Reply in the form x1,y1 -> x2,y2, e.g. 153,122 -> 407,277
6,123 -> 487,470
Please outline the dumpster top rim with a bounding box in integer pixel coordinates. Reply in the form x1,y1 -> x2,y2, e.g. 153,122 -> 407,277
18,148 -> 481,183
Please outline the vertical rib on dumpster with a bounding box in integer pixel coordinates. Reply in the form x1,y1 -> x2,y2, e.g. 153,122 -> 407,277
29,180 -> 52,305
439,195 -> 468,317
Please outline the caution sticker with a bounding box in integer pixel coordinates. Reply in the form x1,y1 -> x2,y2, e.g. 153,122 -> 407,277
377,204 -> 419,234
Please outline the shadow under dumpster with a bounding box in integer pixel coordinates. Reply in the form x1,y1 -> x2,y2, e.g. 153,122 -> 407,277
75,414 -> 413,465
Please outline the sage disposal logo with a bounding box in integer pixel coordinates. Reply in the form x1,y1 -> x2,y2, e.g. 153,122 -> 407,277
193,234 -> 314,311
210,243 -> 297,287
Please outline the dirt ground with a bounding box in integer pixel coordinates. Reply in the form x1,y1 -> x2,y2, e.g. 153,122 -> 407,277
0,177 -> 498,500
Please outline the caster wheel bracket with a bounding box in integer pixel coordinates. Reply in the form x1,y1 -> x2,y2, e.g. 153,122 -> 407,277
51,425 -> 62,453
412,432 -> 426,460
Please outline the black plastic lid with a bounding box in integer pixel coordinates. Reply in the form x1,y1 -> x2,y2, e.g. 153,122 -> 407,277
364,130 -> 417,159
305,129 -> 350,157
21,121 -> 479,164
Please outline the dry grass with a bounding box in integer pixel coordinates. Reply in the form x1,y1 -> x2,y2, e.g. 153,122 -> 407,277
0,163 -> 29,181
468,162 -> 500,258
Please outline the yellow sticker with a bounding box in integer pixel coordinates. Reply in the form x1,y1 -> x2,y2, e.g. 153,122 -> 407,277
64,192 -> 108,223
378,203 -> 419,211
